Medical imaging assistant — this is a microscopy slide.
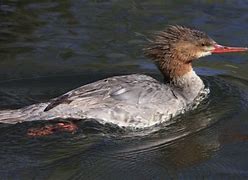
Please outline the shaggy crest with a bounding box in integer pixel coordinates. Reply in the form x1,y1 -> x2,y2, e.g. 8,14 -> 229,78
143,25 -> 215,80
144,25 -> 212,61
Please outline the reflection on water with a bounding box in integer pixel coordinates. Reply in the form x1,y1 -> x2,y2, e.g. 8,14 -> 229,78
1,0 -> 248,179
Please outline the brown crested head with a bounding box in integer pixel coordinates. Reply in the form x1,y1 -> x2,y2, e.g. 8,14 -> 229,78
144,25 -> 248,80
144,25 -> 216,80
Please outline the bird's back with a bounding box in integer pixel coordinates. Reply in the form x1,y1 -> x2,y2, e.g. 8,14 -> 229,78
0,74 -> 198,127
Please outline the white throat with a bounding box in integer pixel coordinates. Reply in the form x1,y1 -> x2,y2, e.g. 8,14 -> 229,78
197,51 -> 212,58
171,70 -> 205,102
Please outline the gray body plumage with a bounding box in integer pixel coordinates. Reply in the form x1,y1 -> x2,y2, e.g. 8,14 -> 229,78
0,71 -> 206,128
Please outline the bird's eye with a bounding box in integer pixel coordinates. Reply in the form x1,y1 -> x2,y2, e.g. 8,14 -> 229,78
201,43 -> 205,46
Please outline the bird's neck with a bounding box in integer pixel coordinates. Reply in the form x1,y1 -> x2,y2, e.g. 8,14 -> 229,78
157,58 -> 193,83
167,70 -> 205,102
157,57 -> 204,101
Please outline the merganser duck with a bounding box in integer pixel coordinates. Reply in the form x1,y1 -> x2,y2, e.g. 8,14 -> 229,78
0,25 -> 247,129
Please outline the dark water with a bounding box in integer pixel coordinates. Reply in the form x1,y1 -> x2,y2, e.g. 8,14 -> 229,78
1,0 -> 248,179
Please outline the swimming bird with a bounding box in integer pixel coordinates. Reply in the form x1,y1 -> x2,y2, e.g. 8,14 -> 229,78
0,25 -> 247,129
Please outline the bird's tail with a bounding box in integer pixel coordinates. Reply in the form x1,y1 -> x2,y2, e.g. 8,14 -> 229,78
0,103 -> 48,124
